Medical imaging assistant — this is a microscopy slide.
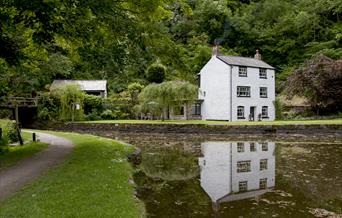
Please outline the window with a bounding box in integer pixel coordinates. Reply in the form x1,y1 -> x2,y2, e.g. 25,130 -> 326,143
192,103 -> 201,115
262,106 -> 268,118
239,67 -> 247,77
237,142 -> 245,152
260,159 -> 268,170
259,68 -> 267,79
259,178 -> 267,189
237,86 -> 251,97
237,106 -> 245,119
261,142 -> 268,151
239,181 -> 248,192
250,142 -> 256,152
260,87 -> 268,98
237,161 -> 251,173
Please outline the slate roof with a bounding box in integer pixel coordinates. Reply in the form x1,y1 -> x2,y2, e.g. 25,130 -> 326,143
217,55 -> 274,69
51,80 -> 107,91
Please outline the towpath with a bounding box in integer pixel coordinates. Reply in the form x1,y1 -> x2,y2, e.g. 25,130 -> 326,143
0,131 -> 73,201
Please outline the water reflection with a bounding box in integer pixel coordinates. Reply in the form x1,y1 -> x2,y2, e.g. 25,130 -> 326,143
199,141 -> 275,210
111,132 -> 342,217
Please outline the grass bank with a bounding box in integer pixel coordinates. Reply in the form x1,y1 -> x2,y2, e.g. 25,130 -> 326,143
79,119 -> 342,125
0,141 -> 48,170
0,132 -> 144,218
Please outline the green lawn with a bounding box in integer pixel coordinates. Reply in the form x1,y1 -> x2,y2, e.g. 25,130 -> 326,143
0,141 -> 48,170
79,119 -> 342,125
0,132 -> 145,218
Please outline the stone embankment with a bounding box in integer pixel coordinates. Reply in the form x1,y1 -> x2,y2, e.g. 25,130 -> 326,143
41,122 -> 342,136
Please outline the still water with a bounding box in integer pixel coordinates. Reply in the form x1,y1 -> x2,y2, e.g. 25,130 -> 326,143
114,133 -> 342,218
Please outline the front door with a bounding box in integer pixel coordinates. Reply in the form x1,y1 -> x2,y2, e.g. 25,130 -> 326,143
249,106 -> 255,121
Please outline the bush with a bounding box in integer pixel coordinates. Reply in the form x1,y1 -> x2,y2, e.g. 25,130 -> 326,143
84,95 -> 103,114
1,120 -> 18,143
85,110 -> 102,121
101,110 -> 114,120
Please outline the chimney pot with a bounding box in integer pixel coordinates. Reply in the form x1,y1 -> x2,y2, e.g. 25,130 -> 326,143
212,45 -> 219,56
254,49 -> 262,60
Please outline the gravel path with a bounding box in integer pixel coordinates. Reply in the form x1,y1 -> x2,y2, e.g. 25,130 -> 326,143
0,131 -> 74,201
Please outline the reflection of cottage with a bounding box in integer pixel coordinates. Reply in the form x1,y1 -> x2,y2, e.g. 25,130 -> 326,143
198,48 -> 275,121
198,141 -> 275,205
51,80 -> 107,98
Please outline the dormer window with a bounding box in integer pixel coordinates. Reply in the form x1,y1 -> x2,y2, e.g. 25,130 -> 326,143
239,67 -> 247,77
259,68 -> 267,79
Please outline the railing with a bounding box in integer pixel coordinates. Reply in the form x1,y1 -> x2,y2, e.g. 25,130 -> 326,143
0,97 -> 38,108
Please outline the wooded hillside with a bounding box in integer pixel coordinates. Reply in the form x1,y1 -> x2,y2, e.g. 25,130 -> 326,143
1,0 -> 341,95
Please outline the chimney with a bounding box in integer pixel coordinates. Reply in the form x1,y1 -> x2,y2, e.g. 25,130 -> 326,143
212,44 -> 219,56
254,49 -> 261,60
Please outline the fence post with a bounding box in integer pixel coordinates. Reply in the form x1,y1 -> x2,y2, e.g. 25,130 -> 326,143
32,133 -> 36,142
0,128 -> 2,139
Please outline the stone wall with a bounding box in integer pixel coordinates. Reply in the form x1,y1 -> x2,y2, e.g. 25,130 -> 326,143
43,122 -> 342,136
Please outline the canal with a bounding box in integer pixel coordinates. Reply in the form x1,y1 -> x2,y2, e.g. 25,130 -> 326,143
109,133 -> 341,217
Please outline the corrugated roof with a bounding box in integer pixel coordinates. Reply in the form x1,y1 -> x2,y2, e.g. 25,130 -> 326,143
217,55 -> 274,69
51,80 -> 107,91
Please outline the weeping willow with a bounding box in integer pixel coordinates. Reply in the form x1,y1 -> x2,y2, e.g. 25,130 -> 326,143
51,84 -> 85,121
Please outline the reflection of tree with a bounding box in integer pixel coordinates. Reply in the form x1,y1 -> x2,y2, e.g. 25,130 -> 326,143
140,147 -> 199,181
277,143 -> 342,213
133,171 -> 212,218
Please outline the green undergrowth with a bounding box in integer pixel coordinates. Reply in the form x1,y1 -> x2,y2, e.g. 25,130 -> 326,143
0,132 -> 145,218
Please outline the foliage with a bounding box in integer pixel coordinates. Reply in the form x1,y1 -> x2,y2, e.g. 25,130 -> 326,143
127,82 -> 145,105
0,119 -> 18,143
0,0 -> 341,112
83,94 -> 103,115
138,80 -> 198,120
51,84 -> 85,121
286,55 -> 342,114
274,97 -> 284,120
146,63 -> 167,83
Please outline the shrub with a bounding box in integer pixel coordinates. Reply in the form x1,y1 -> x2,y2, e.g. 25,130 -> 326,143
101,109 -> 114,120
84,95 -> 103,114
51,84 -> 85,121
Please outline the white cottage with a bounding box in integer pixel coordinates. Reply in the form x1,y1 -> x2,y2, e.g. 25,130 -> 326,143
198,48 -> 275,121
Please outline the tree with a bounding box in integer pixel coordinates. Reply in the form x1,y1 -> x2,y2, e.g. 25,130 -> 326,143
146,63 -> 166,83
286,55 -> 342,114
138,80 -> 198,120
51,84 -> 85,121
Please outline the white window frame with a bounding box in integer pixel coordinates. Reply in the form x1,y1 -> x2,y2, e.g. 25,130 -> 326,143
259,68 -> 267,79
237,161 -> 251,173
260,159 -> 268,170
239,181 -> 248,192
259,178 -> 267,189
262,106 -> 268,118
237,142 -> 245,152
239,67 -> 247,77
261,142 -> 268,151
260,87 -> 268,98
237,86 -> 251,97
250,142 -> 256,152
237,106 -> 245,119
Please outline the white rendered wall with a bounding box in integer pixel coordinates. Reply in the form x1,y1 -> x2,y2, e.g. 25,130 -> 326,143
199,56 -> 231,120
231,67 -> 275,121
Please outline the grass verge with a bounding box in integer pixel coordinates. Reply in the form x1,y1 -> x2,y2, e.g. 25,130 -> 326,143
79,119 -> 342,125
0,142 -> 48,170
0,131 -> 144,218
